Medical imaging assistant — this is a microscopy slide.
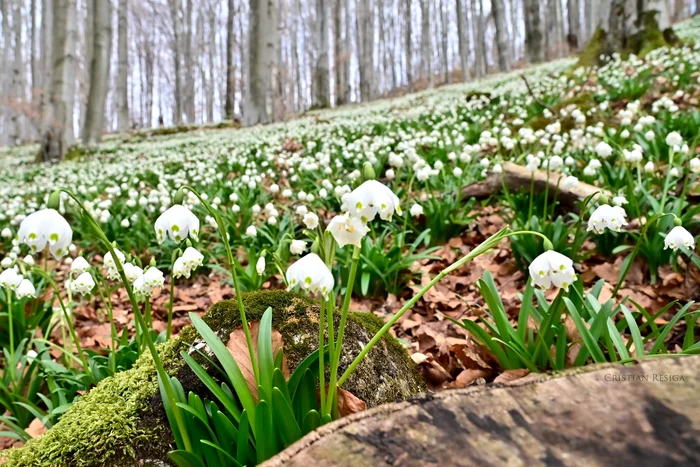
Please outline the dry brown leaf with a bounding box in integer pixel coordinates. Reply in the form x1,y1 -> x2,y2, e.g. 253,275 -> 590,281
453,368 -> 490,388
26,418 -> 47,439
493,369 -> 530,384
336,388 -> 367,417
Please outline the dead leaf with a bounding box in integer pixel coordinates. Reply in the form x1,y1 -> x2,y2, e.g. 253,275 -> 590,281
336,388 -> 367,417
493,369 -> 530,384
26,418 -> 47,439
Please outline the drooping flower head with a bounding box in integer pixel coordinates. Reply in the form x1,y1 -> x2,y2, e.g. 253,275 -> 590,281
327,214 -> 369,248
71,272 -> 96,296
173,247 -> 204,279
133,266 -> 165,296
664,226 -> 695,251
344,180 -> 402,222
17,209 -> 73,259
15,279 -> 37,299
528,251 -> 577,291
286,253 -> 334,297
154,205 -> 200,244
587,204 -> 628,234
71,256 -> 91,276
0,268 -> 23,290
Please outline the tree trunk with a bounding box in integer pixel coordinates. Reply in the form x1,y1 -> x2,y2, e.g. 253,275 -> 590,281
116,0 -> 129,131
168,0 -> 183,124
263,356 -> 700,467
492,0 -> 511,72
524,0 -> 545,63
243,0 -> 275,126
440,0 -> 450,83
313,0 -> 330,107
404,0 -> 413,92
455,0 -> 470,81
357,0 -> 373,101
225,0 -> 235,119
420,0 -> 431,87
472,0 -> 487,76
567,0 -> 580,50
10,0 -> 24,145
183,0 -> 195,123
30,0 -> 37,104
82,0 -> 111,146
333,0 -> 346,106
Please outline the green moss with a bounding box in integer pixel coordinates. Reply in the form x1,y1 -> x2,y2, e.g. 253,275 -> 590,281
575,27 -> 606,69
5,291 -> 425,467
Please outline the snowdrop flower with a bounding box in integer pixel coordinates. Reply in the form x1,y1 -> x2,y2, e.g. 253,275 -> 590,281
612,196 -> 628,206
327,214 -> 369,248
669,167 -> 680,177
181,247 -> 204,272
154,204 -> 200,243
104,249 -> 126,270
17,209 -> 73,259
492,164 -> 502,174
345,180 -> 402,222
124,262 -> 143,283
665,131 -> 683,147
286,253 -> 334,297
644,130 -> 655,141
290,240 -> 307,255
690,158 -> 700,173
256,257 -> 266,275
71,256 -> 91,276
562,176 -> 579,189
15,279 -> 36,299
528,250 -> 577,291
23,255 -> 35,266
664,226 -> 695,251
1,257 -> 12,269
303,212 -> 319,230
245,225 -> 257,237
587,204 -> 628,234
409,203 -> 424,217
71,272 -> 95,296
623,149 -> 643,163
644,161 -> 655,173
595,142 -> 613,158
121,219 -> 130,228
172,257 -> 190,279
0,268 -> 23,289
1,228 -> 11,239
385,169 -> 395,180
134,267 -> 164,296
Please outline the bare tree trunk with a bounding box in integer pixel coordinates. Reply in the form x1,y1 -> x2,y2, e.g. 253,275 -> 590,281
314,0 -> 330,107
492,0 -> 511,72
404,0 -> 413,92
472,0 -> 486,76
243,0 -> 275,126
455,0 -> 470,81
30,0 -> 37,103
333,0 -> 346,105
440,0 -> 450,83
39,0 -> 53,122
420,0 -> 432,87
168,0 -> 183,124
225,0 -> 235,119
567,0 -> 580,50
183,0 -> 195,123
357,0 -> 373,101
206,4 -> 215,123
10,0 -> 24,145
117,0 -> 129,131
524,0 -> 545,62
83,0 -> 111,145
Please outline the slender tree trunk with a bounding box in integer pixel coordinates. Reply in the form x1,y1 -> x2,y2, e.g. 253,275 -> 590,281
10,0 -> 24,145
567,0 -> 580,50
440,0 -> 450,83
357,0 -> 373,101
117,0 -> 129,131
404,0 -> 413,92
314,0 -> 330,107
30,0 -> 37,103
83,0 -> 111,145
333,0 -> 346,105
182,0 -> 195,123
243,0 -> 275,126
492,0 -> 511,72
225,0 -> 235,119
455,0 -> 469,81
524,0 -> 545,62
420,0 -> 432,87
472,0 -> 486,76
342,0 -> 351,103
168,0 -> 183,124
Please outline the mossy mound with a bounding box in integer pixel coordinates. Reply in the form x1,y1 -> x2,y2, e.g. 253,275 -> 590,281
4,290 -> 425,467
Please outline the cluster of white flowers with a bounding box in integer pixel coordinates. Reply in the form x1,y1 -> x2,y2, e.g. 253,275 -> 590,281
528,250 -> 577,291
587,204 -> 628,234
286,253 -> 334,297
173,247 -> 205,279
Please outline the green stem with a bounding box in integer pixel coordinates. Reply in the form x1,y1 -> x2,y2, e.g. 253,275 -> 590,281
6,287 -> 15,382
660,147 -> 675,212
167,276 -> 175,340
95,275 -> 118,370
339,227 -> 510,386
318,299 -> 326,414
180,186 -> 259,383
61,190 -> 192,451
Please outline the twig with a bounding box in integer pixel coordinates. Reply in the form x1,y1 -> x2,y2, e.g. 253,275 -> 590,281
520,74 -> 554,112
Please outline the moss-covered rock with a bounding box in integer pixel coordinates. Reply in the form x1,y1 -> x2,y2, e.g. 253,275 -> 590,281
4,290 -> 425,467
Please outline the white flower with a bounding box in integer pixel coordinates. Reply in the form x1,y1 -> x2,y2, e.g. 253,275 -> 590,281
327,214 -> 369,248
121,219 -> 130,228
0,268 -> 23,289
17,209 -> 73,259
154,204 -> 200,243
71,256 -> 91,276
644,161 -> 655,173
665,131 -> 683,147
15,279 -> 36,299
548,156 -> 563,170
1,257 -> 12,269
595,141 -> 613,158
123,262 -> 143,283
1,228 -> 11,239
612,196 -> 628,206
344,180 -> 402,222
134,267 -> 164,296
623,148 -> 643,162
104,249 -> 126,270
71,272 -> 95,296
587,204 -> 628,234
690,157 -> 700,173
256,256 -> 266,275
562,176 -> 579,189
664,226 -> 695,251
181,247 -> 204,272
303,212 -> 319,230
409,203 -> 424,217
669,167 -> 679,177
528,250 -> 577,291
245,225 -> 257,237
492,164 -> 502,174
290,240 -> 307,255
286,253 -> 334,297
173,257 -> 189,278
23,255 -> 35,266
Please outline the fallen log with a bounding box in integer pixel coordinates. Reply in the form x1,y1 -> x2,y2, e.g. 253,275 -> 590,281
264,355 -> 700,467
462,162 -> 606,212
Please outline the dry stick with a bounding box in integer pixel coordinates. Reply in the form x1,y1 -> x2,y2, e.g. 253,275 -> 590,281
520,74 -> 554,113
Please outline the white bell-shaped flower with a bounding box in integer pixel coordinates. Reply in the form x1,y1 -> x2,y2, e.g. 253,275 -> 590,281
410,203 -> 424,217
664,226 -> 695,251
587,204 -> 628,234
528,251 -> 577,291
256,257 -> 266,276
15,279 -> 36,299
154,204 -> 200,243
344,180 -> 402,222
71,256 -> 91,276
173,257 -> 190,279
71,272 -> 96,296
286,253 -> 334,297
327,214 -> 369,248
123,262 -> 143,283
0,268 -> 23,289
289,240 -> 307,255
133,266 -> 165,296
17,209 -> 73,259
181,247 -> 204,271
303,212 -> 319,230
104,249 -> 126,270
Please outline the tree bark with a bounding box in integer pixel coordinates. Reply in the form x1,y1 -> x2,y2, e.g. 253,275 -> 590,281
357,0 -> 373,101
567,0 -> 580,50
117,0 -> 129,131
455,0 -> 470,81
263,355 -> 700,467
404,0 -> 413,92
420,0 -> 432,87
333,0 -> 347,106
524,0 -> 544,63
314,0 -> 330,107
492,0 -> 511,72
82,0 -> 112,146
225,0 -> 236,119
10,0 -> 24,145
243,0 -> 275,126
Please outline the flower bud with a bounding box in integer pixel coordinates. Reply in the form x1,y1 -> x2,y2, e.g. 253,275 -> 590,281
362,162 -> 376,182
47,190 -> 61,210
173,187 -> 185,205
543,238 -> 554,251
